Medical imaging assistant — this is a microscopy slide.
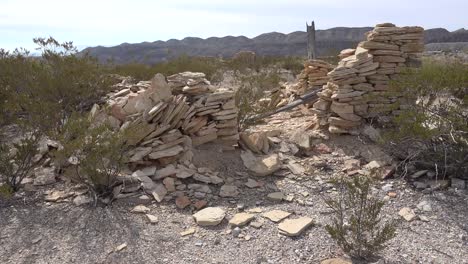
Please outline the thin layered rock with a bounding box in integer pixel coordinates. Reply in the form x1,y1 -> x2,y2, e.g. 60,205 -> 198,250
309,23 -> 424,133
89,72 -> 237,202
296,59 -> 334,95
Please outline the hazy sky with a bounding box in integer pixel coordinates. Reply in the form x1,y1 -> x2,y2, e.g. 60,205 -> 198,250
1,0 -> 467,51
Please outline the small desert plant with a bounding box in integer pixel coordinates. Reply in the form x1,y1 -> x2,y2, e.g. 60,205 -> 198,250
323,175 -> 396,260
235,72 -> 282,129
386,59 -> 468,179
0,133 -> 40,192
57,114 -> 128,203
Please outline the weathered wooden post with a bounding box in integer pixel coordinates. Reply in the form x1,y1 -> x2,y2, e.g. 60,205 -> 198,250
306,21 -> 316,59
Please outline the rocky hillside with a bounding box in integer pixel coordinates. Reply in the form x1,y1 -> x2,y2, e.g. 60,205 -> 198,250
82,27 -> 468,64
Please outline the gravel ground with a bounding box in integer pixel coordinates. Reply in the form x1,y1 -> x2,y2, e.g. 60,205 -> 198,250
1,112 -> 467,264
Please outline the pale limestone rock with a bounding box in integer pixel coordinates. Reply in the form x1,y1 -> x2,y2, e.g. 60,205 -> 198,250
287,161 -> 305,175
399,207 -> 416,221
320,258 -> 352,264
131,205 -> 150,214
193,207 -> 226,226
291,130 -> 311,150
146,214 -> 159,224
229,213 -> 255,227
278,217 -> 314,236
262,210 -> 291,222
240,151 -> 281,177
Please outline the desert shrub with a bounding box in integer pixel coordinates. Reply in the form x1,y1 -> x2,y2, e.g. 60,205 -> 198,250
235,72 -> 281,129
0,37 -> 113,135
226,55 -> 303,75
57,114 -> 128,202
0,133 -> 40,192
278,56 -> 304,75
386,59 -> 468,179
111,55 -> 221,81
324,175 -> 396,260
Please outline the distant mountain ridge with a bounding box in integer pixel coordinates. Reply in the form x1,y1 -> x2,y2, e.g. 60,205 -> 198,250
82,27 -> 468,65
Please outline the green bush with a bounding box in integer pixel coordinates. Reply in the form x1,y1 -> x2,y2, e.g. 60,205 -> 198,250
387,59 -> 468,179
0,37 -> 113,135
111,54 -> 305,82
0,133 -> 40,192
324,175 -> 396,260
235,72 -> 281,129
57,114 -> 128,202
110,54 -> 222,81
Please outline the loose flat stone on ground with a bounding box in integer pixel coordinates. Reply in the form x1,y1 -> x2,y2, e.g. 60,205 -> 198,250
219,185 -> 239,197
267,192 -> 285,201
180,228 -> 196,237
262,210 -> 291,222
399,207 -> 417,221
193,207 -> 226,226
240,151 -> 281,176
321,258 -> 352,264
278,217 -> 314,236
131,205 -> 150,214
145,214 -> 158,224
287,161 -> 305,175
229,213 -> 255,227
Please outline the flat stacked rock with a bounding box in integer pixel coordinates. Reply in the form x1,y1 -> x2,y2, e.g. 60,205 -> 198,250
89,72 -> 238,202
167,72 -> 213,96
296,60 -> 334,94
309,23 -> 424,133
182,88 -> 239,146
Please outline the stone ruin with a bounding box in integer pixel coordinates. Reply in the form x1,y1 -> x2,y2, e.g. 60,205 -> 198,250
296,60 -> 334,95
89,72 -> 239,199
309,23 -> 425,133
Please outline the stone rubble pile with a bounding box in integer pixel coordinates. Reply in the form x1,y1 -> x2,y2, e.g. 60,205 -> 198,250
310,23 -> 424,133
89,72 -> 239,202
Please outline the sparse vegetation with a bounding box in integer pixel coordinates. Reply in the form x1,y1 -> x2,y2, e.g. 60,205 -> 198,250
56,114 -> 128,202
324,175 -> 396,260
235,72 -> 282,129
0,37 -> 113,135
387,59 -> 468,179
110,54 -> 222,81
0,133 -> 40,192
110,54 -> 304,82
0,37 -> 114,193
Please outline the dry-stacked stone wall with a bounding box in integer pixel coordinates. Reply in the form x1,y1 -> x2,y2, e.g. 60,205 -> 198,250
91,72 -> 239,169
310,23 -> 424,133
